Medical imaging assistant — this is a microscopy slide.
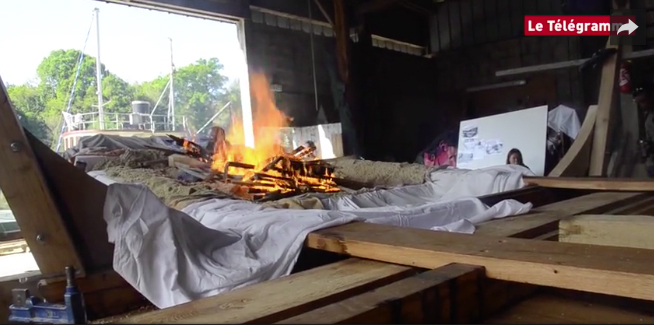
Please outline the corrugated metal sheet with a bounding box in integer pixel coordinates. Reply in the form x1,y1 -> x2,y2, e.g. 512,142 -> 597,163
430,0 -> 563,53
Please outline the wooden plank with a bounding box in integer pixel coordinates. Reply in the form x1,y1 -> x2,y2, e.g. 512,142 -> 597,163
559,214 -> 654,250
475,191 -> 646,238
525,176 -> 654,191
548,105 -> 597,177
0,76 -> 84,275
276,264 -> 484,324
589,42 -> 621,176
117,259 -> 416,324
495,48 -> 654,77
26,131 -> 113,271
0,239 -> 28,256
484,293 -> 654,324
307,222 -> 654,301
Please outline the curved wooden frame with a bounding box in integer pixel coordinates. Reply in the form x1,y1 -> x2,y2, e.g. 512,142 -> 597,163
548,105 -> 598,177
0,77 -> 84,276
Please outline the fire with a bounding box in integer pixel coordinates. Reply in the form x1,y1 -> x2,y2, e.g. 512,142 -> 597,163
210,73 -> 289,173
203,73 -> 340,200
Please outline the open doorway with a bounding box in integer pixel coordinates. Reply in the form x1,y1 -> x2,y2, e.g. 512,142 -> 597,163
0,0 -> 251,278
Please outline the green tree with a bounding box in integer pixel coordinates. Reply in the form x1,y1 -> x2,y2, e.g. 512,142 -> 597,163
7,85 -> 52,144
7,84 -> 46,115
8,51 -> 235,140
29,49 -> 137,137
136,58 -> 230,131
36,49 -> 135,119
16,109 -> 52,144
214,80 -> 241,132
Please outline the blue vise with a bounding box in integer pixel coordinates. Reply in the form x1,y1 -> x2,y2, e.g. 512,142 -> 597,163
9,266 -> 86,324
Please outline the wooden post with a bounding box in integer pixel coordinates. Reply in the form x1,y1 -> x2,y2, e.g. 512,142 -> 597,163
0,76 -> 84,275
588,40 -> 621,176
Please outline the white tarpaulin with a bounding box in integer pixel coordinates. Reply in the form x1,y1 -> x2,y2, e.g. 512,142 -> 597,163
101,164 -> 534,309
547,105 -> 581,140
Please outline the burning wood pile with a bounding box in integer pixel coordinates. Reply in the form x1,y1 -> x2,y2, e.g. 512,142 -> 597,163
167,130 -> 341,202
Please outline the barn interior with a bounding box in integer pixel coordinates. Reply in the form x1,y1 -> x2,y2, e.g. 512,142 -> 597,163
2,0 -> 654,323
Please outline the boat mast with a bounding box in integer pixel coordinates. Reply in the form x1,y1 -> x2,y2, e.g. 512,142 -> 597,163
94,8 -> 104,130
168,37 -> 175,131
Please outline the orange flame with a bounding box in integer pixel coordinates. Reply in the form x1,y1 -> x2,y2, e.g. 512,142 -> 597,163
208,73 -> 339,196
211,73 -> 288,172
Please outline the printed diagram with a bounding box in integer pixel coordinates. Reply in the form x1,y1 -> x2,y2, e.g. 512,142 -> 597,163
457,152 -> 473,164
485,139 -> 504,155
462,126 -> 478,138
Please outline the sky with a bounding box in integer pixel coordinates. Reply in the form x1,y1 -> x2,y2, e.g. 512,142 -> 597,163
0,0 -> 245,86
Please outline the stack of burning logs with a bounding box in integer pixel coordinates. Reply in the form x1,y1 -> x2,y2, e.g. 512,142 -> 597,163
166,128 -> 341,202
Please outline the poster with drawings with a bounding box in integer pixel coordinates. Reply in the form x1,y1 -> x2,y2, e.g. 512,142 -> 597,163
455,106 -> 548,175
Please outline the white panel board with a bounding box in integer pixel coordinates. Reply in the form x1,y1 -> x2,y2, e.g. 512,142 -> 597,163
456,106 -> 548,175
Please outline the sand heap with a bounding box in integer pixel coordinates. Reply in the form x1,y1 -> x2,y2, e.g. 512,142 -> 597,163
329,158 -> 429,186
92,150 -> 431,209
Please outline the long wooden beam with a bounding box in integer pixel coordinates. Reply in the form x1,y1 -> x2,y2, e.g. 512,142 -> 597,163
589,42 -> 621,176
524,177 -> 654,191
495,48 -> 654,77
475,191 -> 647,238
306,222 -> 654,301
559,214 -> 654,250
0,76 -> 84,275
276,263 -> 485,324
117,259 -> 415,324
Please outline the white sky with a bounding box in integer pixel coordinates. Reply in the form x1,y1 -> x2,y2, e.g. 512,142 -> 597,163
0,0 -> 244,85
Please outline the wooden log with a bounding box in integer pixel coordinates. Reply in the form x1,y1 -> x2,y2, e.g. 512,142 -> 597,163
548,105 -> 598,177
276,263 -> 485,324
475,191 -> 647,238
590,42 -> 622,176
116,259 -> 416,324
525,176 -> 654,192
559,214 -> 654,250
306,222 -> 654,301
0,76 -> 84,275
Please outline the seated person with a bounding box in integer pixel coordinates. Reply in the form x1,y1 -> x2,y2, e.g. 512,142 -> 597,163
506,148 -> 531,170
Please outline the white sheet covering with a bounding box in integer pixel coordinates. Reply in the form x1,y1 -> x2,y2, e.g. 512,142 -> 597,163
103,164 -> 533,309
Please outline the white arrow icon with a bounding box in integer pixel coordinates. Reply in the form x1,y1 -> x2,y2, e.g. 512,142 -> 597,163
617,19 -> 638,35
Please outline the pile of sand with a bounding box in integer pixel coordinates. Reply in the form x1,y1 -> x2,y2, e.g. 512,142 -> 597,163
330,158 -> 429,186
103,166 -> 246,210
92,150 -> 430,209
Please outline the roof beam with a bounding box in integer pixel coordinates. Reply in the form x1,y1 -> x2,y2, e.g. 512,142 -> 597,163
356,0 -> 403,15
495,48 -> 654,77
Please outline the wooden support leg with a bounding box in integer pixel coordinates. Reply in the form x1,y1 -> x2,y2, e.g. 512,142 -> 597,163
589,41 -> 622,176
0,76 -> 84,275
